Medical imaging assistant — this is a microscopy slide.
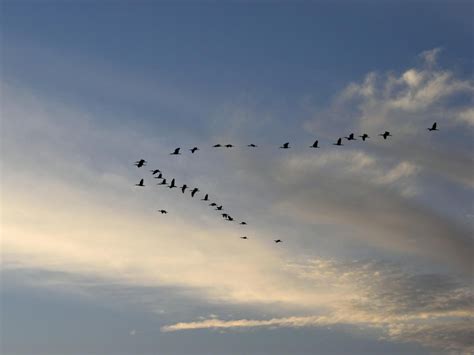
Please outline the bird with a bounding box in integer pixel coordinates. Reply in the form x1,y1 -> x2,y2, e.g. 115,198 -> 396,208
359,133 -> 370,141
168,178 -> 177,189
153,173 -> 163,179
213,144 -> 222,148
134,159 -> 147,168
135,179 -> 145,187
274,239 -> 282,243
181,184 -> 188,193
190,188 -> 199,197
227,216 -> 234,221
158,179 -> 167,186
344,133 -> 357,140
333,138 -> 343,146
379,131 -> 392,140
240,222 -> 247,225
201,194 -> 209,201
225,144 -> 233,148
280,142 -> 290,149
150,169 -> 161,175
209,202 -> 217,207
248,144 -> 257,147
428,122 -> 439,131
240,236 -> 248,240
310,140 -> 319,148
215,205 -> 223,211
222,213 -> 228,218
190,147 -> 199,153
170,148 -> 181,155
158,209 -> 168,214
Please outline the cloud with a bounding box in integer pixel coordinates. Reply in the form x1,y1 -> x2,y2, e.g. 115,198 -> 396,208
162,259 -> 474,353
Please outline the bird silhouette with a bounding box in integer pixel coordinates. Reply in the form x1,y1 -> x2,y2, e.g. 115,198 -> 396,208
222,213 -> 229,218
181,184 -> 188,193
154,173 -> 163,179
240,222 -> 247,225
135,179 -> 145,187
379,131 -> 392,140
225,144 -> 233,148
248,144 -> 257,147
216,205 -> 223,211
274,239 -> 282,243
227,216 -> 234,221
209,202 -> 217,206
170,148 -> 181,155
134,159 -> 147,168
428,122 -> 439,131
213,144 -> 222,148
168,178 -> 177,189
190,147 -> 199,153
158,209 -> 168,214
158,179 -> 167,186
190,188 -> 199,197
280,142 -> 290,149
333,138 -> 343,146
201,194 -> 209,201
344,133 -> 356,140
310,140 -> 319,148
359,133 -> 370,141
240,236 -> 248,240
150,169 -> 161,175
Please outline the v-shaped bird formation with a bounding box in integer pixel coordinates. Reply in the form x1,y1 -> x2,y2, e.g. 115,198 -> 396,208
133,122 -> 440,244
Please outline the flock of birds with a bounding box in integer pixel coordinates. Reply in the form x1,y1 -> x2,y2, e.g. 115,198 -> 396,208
133,122 -> 440,244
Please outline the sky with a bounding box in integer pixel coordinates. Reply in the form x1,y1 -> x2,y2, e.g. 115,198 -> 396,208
1,1 -> 473,354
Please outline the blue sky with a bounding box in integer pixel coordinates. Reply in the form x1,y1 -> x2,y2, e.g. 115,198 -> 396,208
1,1 -> 473,354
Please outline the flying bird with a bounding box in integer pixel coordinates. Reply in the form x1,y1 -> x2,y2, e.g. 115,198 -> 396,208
190,147 -> 199,153
168,178 -> 177,189
190,188 -> 199,197
181,184 -> 188,193
150,169 -> 161,175
248,144 -> 257,147
274,239 -> 282,243
428,122 -> 439,131
222,213 -> 228,218
240,222 -> 247,225
153,173 -> 163,179
379,131 -> 392,140
227,216 -> 234,221
209,202 -> 217,206
158,209 -> 168,214
134,159 -> 147,168
280,142 -> 290,149
344,133 -> 356,140
135,179 -> 145,187
170,148 -> 181,155
310,140 -> 319,148
359,133 -> 370,141
215,205 -> 223,211
225,144 -> 233,148
201,194 -> 209,201
333,138 -> 343,146
158,179 -> 167,186
240,236 -> 248,240
213,144 -> 222,148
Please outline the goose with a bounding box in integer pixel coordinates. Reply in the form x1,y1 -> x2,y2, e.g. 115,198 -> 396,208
280,142 -> 290,149
134,159 -> 147,167
428,122 -> 439,131
359,134 -> 369,141
190,147 -> 199,153
190,188 -> 199,197
135,179 -> 145,187
379,131 -> 392,140
170,148 -> 181,155
333,138 -> 343,146
310,140 -> 319,148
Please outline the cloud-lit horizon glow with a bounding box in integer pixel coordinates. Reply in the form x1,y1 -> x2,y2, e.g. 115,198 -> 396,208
1,2 -> 473,354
